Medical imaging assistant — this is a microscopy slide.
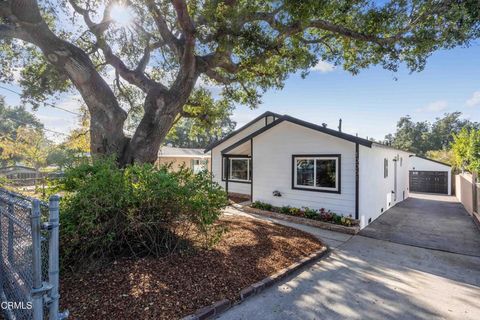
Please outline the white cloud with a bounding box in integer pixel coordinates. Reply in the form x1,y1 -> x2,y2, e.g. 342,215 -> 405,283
311,61 -> 335,73
466,91 -> 480,107
416,100 -> 448,113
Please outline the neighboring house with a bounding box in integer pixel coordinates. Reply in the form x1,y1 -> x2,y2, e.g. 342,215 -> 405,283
205,111 -> 414,229
0,165 -> 37,180
157,147 -> 211,173
0,165 -> 63,185
409,155 -> 452,195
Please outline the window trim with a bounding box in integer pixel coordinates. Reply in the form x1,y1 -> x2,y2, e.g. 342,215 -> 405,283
291,154 -> 341,194
222,155 -> 252,183
384,158 -> 388,178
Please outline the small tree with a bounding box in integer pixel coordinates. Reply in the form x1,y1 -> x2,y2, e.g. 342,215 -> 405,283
0,127 -> 51,174
452,128 -> 480,173
62,107 -> 91,154
0,97 -> 44,165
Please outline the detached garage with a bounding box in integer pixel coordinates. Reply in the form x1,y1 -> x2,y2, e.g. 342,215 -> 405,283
408,156 -> 451,195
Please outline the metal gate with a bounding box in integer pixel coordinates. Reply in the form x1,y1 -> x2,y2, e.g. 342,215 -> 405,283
409,171 -> 448,194
0,188 -> 67,320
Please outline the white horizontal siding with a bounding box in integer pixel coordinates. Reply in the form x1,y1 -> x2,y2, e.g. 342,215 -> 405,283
211,117 -> 266,195
252,121 -> 356,216
359,145 -> 412,228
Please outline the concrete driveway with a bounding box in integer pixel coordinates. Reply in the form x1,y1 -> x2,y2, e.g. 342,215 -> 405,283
219,195 -> 480,320
360,193 -> 480,257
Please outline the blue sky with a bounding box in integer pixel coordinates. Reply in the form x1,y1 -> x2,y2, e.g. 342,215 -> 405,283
233,42 -> 480,140
1,41 -> 480,142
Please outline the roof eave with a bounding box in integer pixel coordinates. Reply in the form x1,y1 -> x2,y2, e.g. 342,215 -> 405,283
204,111 -> 282,153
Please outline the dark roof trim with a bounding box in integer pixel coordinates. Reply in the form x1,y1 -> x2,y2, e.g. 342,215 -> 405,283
410,155 -> 451,167
371,141 -> 413,154
221,115 -> 373,154
221,117 -> 284,154
282,115 -> 373,147
204,111 -> 282,152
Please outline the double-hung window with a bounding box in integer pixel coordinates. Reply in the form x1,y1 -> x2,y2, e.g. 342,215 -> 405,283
223,157 -> 251,182
292,155 -> 340,193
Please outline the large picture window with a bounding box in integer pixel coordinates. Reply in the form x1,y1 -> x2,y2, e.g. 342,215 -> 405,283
222,157 -> 251,182
292,155 -> 340,193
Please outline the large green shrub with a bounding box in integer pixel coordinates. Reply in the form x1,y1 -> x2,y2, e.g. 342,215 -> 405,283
53,158 -> 227,269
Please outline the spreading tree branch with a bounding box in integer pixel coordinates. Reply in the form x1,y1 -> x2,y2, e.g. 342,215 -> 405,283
146,0 -> 183,56
69,0 -> 162,93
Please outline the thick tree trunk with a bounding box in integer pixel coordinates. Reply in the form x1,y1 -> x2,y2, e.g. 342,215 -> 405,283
7,0 -> 198,167
119,78 -> 198,166
9,0 -> 129,159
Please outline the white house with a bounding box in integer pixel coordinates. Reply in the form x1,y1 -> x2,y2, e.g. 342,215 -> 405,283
156,147 -> 211,173
408,155 -> 451,195
205,112 -> 414,229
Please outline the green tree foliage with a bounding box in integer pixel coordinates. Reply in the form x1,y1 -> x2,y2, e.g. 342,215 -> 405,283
46,147 -> 79,169
2,0 -> 479,164
164,108 -> 236,148
0,96 -> 43,137
61,106 -> 90,154
0,96 -> 45,163
0,126 -> 51,170
425,149 -> 455,166
53,158 -> 228,268
389,116 -> 431,155
387,112 -> 479,156
430,112 -> 479,150
452,128 -> 480,173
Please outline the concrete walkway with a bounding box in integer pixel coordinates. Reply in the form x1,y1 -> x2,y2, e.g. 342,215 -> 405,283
219,196 -> 480,320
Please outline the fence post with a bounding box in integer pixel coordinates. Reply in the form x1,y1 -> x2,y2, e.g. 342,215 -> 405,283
0,194 -> 4,303
48,195 -> 60,320
31,199 -> 43,320
8,194 -> 14,264
473,172 -> 478,213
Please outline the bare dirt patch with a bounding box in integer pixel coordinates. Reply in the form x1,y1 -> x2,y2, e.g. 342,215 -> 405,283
60,215 -> 323,319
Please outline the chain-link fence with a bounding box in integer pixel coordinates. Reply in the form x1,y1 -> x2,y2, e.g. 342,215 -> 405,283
0,188 -> 67,320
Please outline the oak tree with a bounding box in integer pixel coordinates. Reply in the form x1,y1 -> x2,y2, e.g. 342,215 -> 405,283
1,0 -> 479,165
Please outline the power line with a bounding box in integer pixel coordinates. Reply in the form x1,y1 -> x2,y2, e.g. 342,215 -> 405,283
0,116 -> 69,137
1,85 -> 137,137
0,84 -> 82,116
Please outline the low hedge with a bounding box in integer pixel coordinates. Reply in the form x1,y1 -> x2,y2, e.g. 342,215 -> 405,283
251,201 -> 359,227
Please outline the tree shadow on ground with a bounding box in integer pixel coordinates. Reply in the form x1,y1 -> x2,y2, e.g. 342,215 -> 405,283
219,235 -> 480,320
59,215 -> 324,320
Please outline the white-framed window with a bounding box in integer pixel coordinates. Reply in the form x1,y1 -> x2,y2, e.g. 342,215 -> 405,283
192,159 -> 208,173
292,155 -> 340,193
222,157 -> 251,182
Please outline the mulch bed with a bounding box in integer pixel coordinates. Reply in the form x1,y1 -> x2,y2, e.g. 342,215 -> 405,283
228,194 -> 251,204
60,215 -> 323,319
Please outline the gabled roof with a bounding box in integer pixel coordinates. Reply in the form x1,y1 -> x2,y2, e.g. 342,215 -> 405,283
204,111 -> 282,152
220,114 -> 374,154
0,165 -> 36,173
159,146 -> 210,157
